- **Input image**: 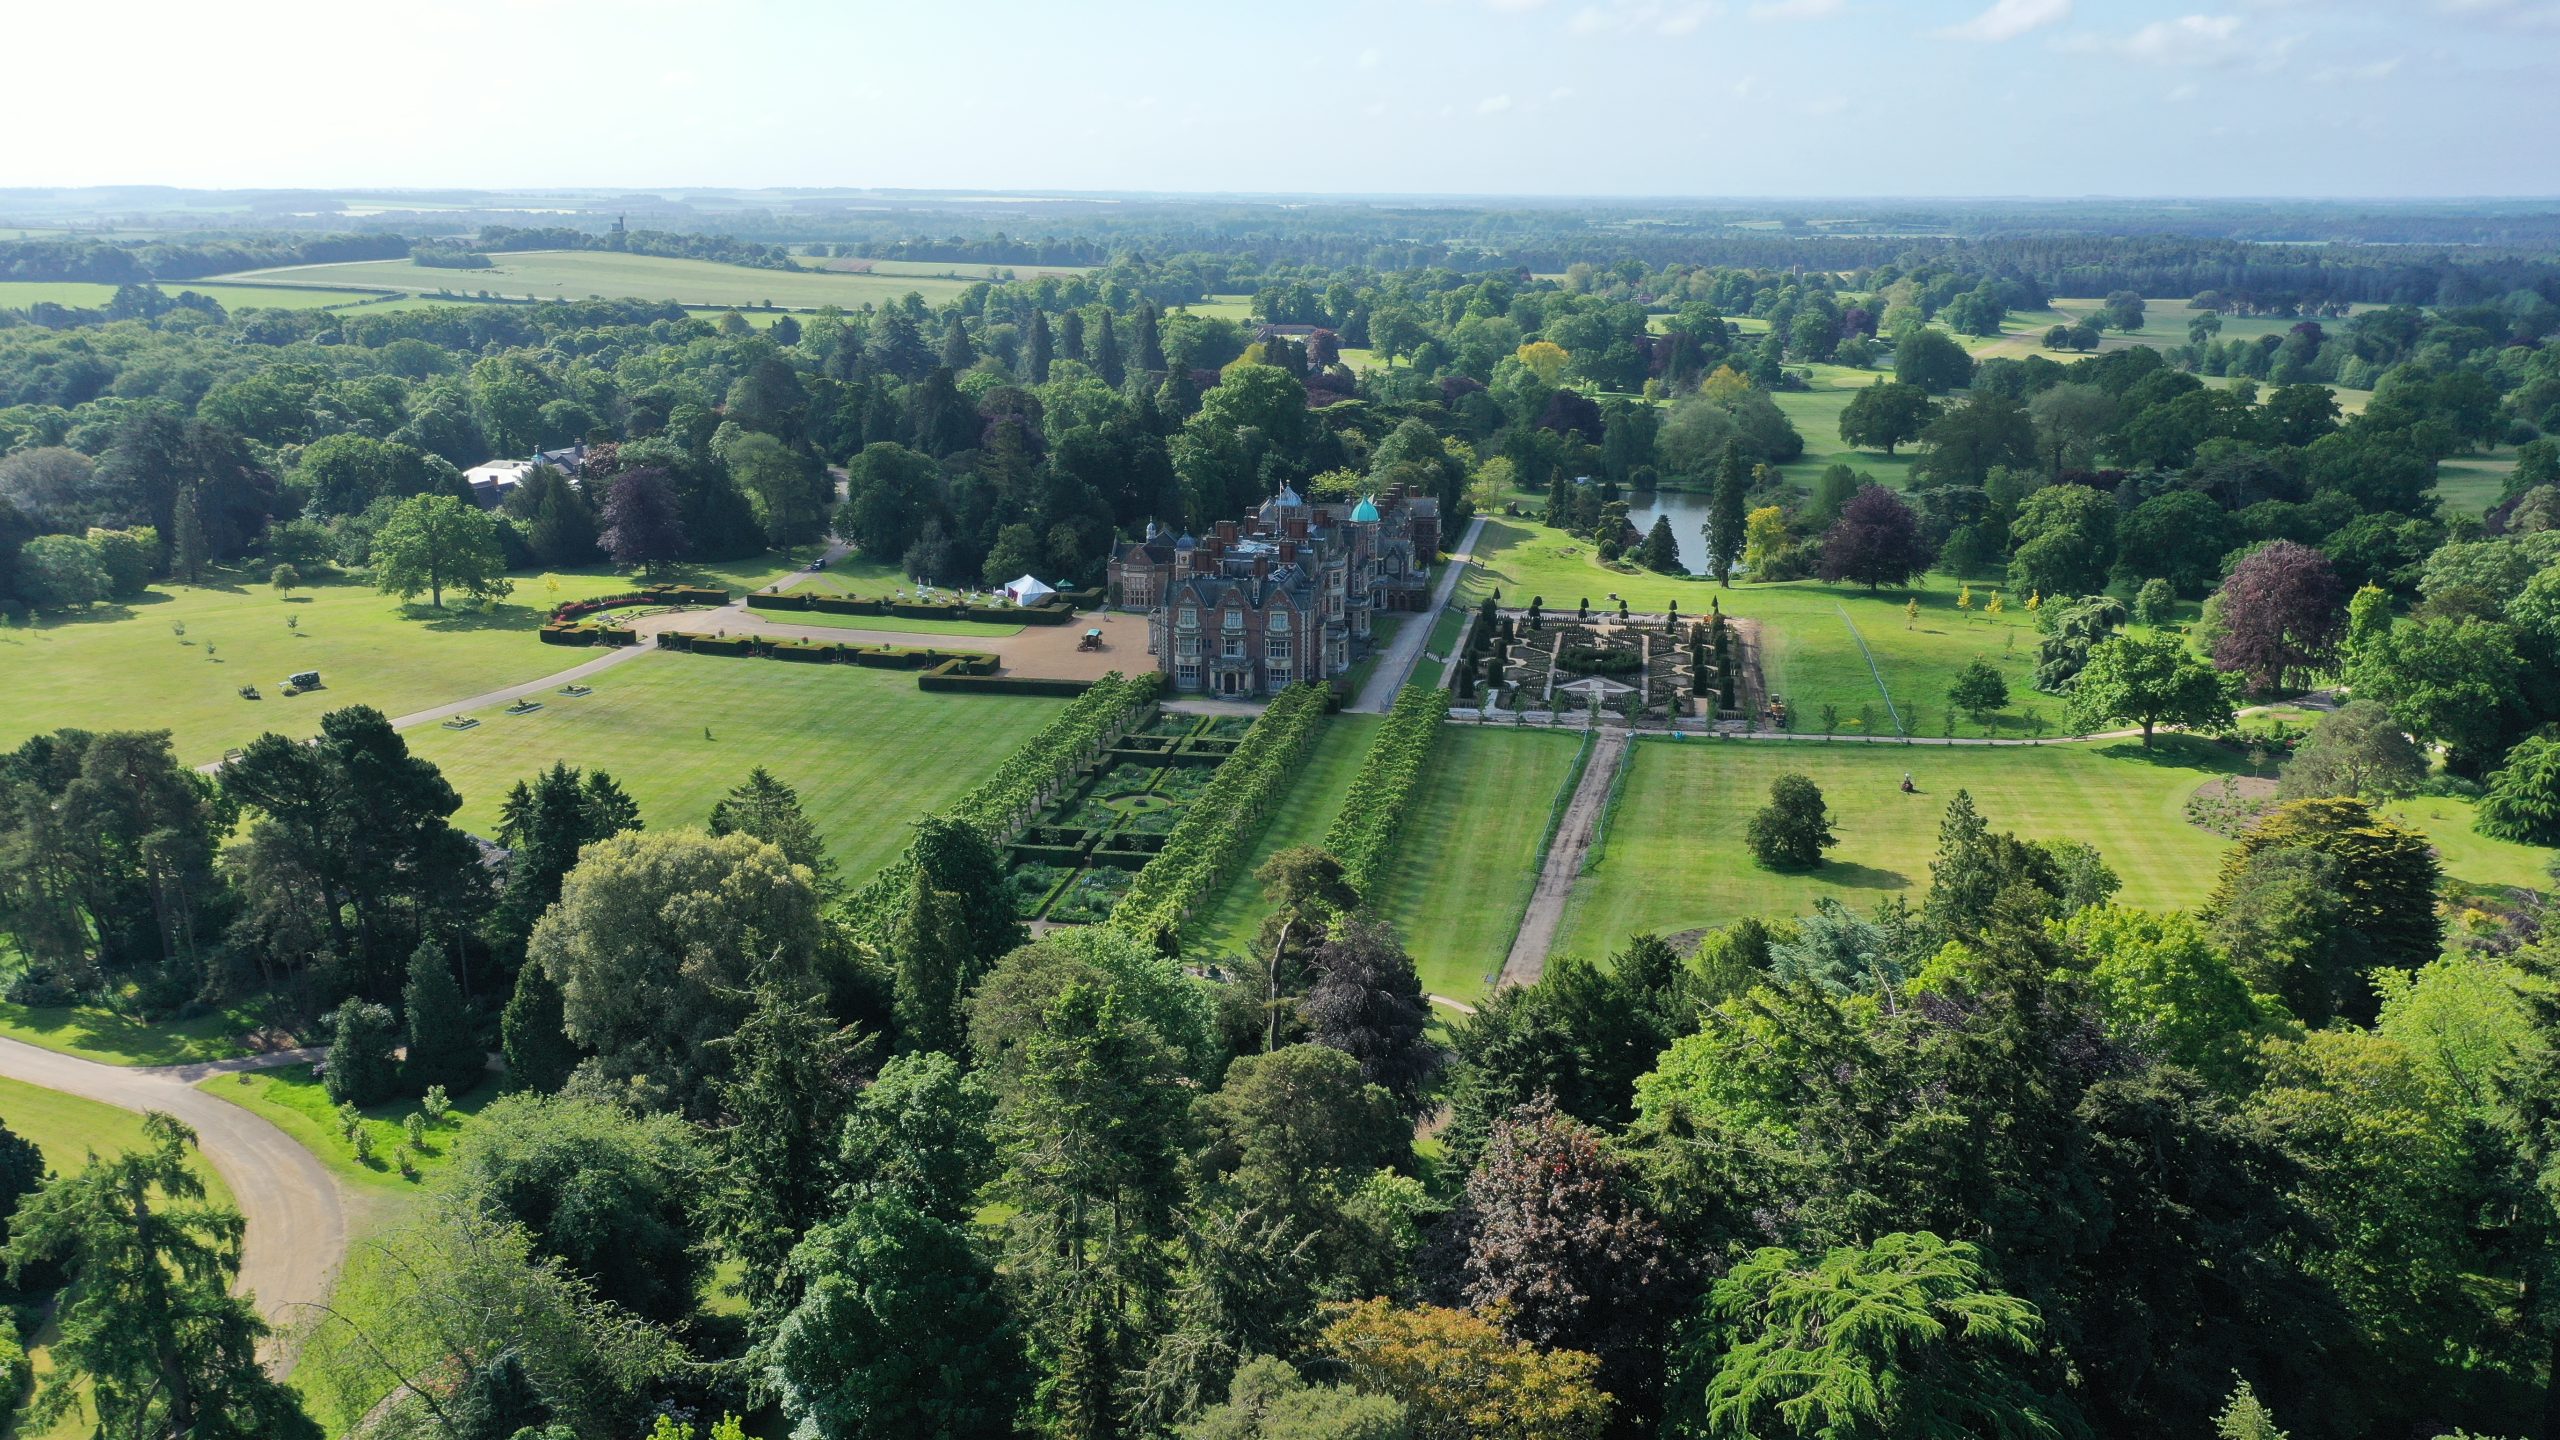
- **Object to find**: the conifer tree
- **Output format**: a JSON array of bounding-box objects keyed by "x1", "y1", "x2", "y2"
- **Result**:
[
  {"x1": 403, "y1": 941, "x2": 485, "y2": 1096},
  {"x1": 172, "y1": 482, "x2": 209, "y2": 583},
  {"x1": 940, "y1": 316, "x2": 975, "y2": 371},
  {"x1": 1134, "y1": 300, "x2": 1164, "y2": 373},
  {"x1": 1060, "y1": 309, "x2": 1085, "y2": 363},
  {"x1": 1708, "y1": 443, "x2": 1748, "y2": 586},
  {"x1": 499, "y1": 960, "x2": 579, "y2": 1094},
  {"x1": 708, "y1": 767, "x2": 834, "y2": 894},
  {"x1": 1026, "y1": 309, "x2": 1054, "y2": 383},
  {"x1": 1094, "y1": 311, "x2": 1124, "y2": 387}
]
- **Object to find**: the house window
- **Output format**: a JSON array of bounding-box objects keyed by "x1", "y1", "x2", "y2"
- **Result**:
[
  {"x1": 1176, "y1": 661, "x2": 1199, "y2": 686},
  {"x1": 1223, "y1": 633, "x2": 1245, "y2": 659},
  {"x1": 1179, "y1": 607, "x2": 1198, "y2": 628},
  {"x1": 1177, "y1": 636, "x2": 1199, "y2": 660},
  {"x1": 1267, "y1": 636, "x2": 1292, "y2": 663}
]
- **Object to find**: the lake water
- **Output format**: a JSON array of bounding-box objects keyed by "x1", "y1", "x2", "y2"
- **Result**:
[{"x1": 1626, "y1": 490, "x2": 1716, "y2": 574}]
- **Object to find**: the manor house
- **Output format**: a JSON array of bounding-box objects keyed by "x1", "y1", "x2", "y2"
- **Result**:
[{"x1": 1109, "y1": 484, "x2": 1440, "y2": 697}]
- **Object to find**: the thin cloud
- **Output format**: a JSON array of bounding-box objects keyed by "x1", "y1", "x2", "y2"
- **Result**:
[
  {"x1": 1749, "y1": 0, "x2": 1842, "y2": 18},
  {"x1": 2070, "y1": 14, "x2": 2255, "y2": 67},
  {"x1": 1477, "y1": 93, "x2": 1516, "y2": 113},
  {"x1": 1939, "y1": 0, "x2": 2070, "y2": 41}
]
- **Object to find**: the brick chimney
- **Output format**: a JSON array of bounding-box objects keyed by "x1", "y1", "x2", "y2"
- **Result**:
[
  {"x1": 1215, "y1": 520, "x2": 1238, "y2": 547},
  {"x1": 1253, "y1": 554, "x2": 1270, "y2": 580},
  {"x1": 1278, "y1": 541, "x2": 1297, "y2": 566}
]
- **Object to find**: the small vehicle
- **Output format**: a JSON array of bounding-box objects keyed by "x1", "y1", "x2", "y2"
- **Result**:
[
  {"x1": 287, "y1": 670, "x2": 321, "y2": 690},
  {"x1": 1080, "y1": 628, "x2": 1103, "y2": 651}
]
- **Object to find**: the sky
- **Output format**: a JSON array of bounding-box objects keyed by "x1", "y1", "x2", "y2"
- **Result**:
[{"x1": 4, "y1": 0, "x2": 2555, "y2": 198}]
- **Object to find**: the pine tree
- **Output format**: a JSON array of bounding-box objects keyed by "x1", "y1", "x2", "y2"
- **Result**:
[
  {"x1": 172, "y1": 483, "x2": 209, "y2": 584},
  {"x1": 2213, "y1": 1380, "x2": 2289, "y2": 1440},
  {"x1": 940, "y1": 316, "x2": 976, "y2": 371},
  {"x1": 402, "y1": 941, "x2": 485, "y2": 1096},
  {"x1": 707, "y1": 966, "x2": 871, "y2": 1319},
  {"x1": 1026, "y1": 310, "x2": 1054, "y2": 383},
  {"x1": 1133, "y1": 300, "x2": 1164, "y2": 373},
  {"x1": 500, "y1": 961, "x2": 579, "y2": 1094},
  {"x1": 1059, "y1": 309, "x2": 1085, "y2": 363},
  {"x1": 708, "y1": 767, "x2": 834, "y2": 892},
  {"x1": 1708, "y1": 443, "x2": 1747, "y2": 587}
]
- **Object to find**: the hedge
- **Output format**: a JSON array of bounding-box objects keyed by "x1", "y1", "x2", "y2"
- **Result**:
[
  {"x1": 1108, "y1": 682, "x2": 1331, "y2": 950},
  {"x1": 747, "y1": 593, "x2": 1078, "y2": 625},
  {"x1": 1321, "y1": 684, "x2": 1451, "y2": 898},
  {"x1": 547, "y1": 584, "x2": 727, "y2": 623},
  {"x1": 654, "y1": 631, "x2": 998, "y2": 674},
  {"x1": 839, "y1": 671, "x2": 1164, "y2": 944},
  {"x1": 920, "y1": 668, "x2": 1097, "y2": 697}
]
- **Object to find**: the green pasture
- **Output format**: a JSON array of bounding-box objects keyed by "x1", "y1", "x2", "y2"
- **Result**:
[
  {"x1": 1187, "y1": 714, "x2": 1383, "y2": 960},
  {"x1": 198, "y1": 1066, "x2": 489, "y2": 1197},
  {"x1": 0, "y1": 558, "x2": 790, "y2": 767},
  {"x1": 807, "y1": 255, "x2": 1090, "y2": 280},
  {"x1": 401, "y1": 650, "x2": 1063, "y2": 886},
  {"x1": 1553, "y1": 738, "x2": 2242, "y2": 960},
  {"x1": 2438, "y1": 452, "x2": 2519, "y2": 519},
  {"x1": 0, "y1": 994, "x2": 263, "y2": 1067},
  {"x1": 2384, "y1": 795, "x2": 2557, "y2": 893},
  {"x1": 1371, "y1": 726, "x2": 1587, "y2": 1000},
  {"x1": 215, "y1": 250, "x2": 985, "y2": 311},
  {"x1": 1468, "y1": 515, "x2": 2046, "y2": 736},
  {"x1": 0, "y1": 281, "x2": 386, "y2": 312}
]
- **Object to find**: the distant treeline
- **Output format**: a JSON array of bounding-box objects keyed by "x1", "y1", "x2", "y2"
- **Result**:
[
  {"x1": 472, "y1": 225, "x2": 800, "y2": 270},
  {"x1": 0, "y1": 232, "x2": 409, "y2": 284}
]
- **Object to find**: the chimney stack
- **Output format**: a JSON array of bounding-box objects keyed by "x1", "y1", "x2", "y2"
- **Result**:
[
  {"x1": 1279, "y1": 541, "x2": 1297, "y2": 566},
  {"x1": 1253, "y1": 554, "x2": 1270, "y2": 580}
]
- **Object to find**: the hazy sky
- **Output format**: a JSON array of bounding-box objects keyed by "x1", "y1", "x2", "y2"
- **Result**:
[{"x1": 6, "y1": 0, "x2": 2555, "y2": 197}]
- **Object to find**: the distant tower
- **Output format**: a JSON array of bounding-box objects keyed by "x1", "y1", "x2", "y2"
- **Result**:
[{"x1": 607, "y1": 213, "x2": 628, "y2": 251}]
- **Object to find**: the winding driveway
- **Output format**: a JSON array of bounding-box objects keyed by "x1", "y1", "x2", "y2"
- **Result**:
[{"x1": 0, "y1": 1038, "x2": 348, "y2": 1360}]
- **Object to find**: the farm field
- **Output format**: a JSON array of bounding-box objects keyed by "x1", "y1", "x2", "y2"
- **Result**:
[
  {"x1": 1466, "y1": 515, "x2": 2047, "y2": 736},
  {"x1": 1370, "y1": 726, "x2": 1586, "y2": 1000},
  {"x1": 1187, "y1": 713, "x2": 1383, "y2": 960},
  {"x1": 213, "y1": 250, "x2": 986, "y2": 310},
  {"x1": 806, "y1": 254, "x2": 1091, "y2": 280},
  {"x1": 401, "y1": 650, "x2": 1063, "y2": 885},
  {"x1": 0, "y1": 280, "x2": 394, "y2": 312},
  {"x1": 0, "y1": 558, "x2": 789, "y2": 766}
]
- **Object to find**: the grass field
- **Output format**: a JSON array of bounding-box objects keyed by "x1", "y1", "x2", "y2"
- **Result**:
[
  {"x1": 0, "y1": 996, "x2": 264, "y2": 1067},
  {"x1": 1188, "y1": 714, "x2": 1383, "y2": 960},
  {"x1": 777, "y1": 573, "x2": 1025, "y2": 636},
  {"x1": 401, "y1": 650, "x2": 1063, "y2": 884},
  {"x1": 2438, "y1": 453, "x2": 2519, "y2": 519},
  {"x1": 807, "y1": 255, "x2": 1091, "y2": 280},
  {"x1": 1467, "y1": 515, "x2": 2047, "y2": 736},
  {"x1": 216, "y1": 250, "x2": 987, "y2": 311},
  {"x1": 1371, "y1": 726, "x2": 1587, "y2": 1000},
  {"x1": 1769, "y1": 363, "x2": 1921, "y2": 492},
  {"x1": 0, "y1": 558, "x2": 789, "y2": 766},
  {"x1": 1550, "y1": 737, "x2": 2559, "y2": 962},
  {"x1": 1553, "y1": 738, "x2": 2242, "y2": 959},
  {"x1": 0, "y1": 281, "x2": 391, "y2": 312},
  {"x1": 197, "y1": 1067, "x2": 488, "y2": 1196}
]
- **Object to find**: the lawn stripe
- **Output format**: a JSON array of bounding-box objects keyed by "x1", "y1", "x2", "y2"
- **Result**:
[{"x1": 1835, "y1": 603, "x2": 1905, "y2": 735}]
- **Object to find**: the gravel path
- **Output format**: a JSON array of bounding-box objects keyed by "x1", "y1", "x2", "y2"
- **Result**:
[
  {"x1": 1499, "y1": 728, "x2": 1628, "y2": 988},
  {"x1": 0, "y1": 1038, "x2": 350, "y2": 1364},
  {"x1": 1351, "y1": 515, "x2": 1487, "y2": 714}
]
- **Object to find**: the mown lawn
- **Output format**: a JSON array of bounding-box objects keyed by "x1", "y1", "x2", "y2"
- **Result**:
[
  {"x1": 195, "y1": 1066, "x2": 490, "y2": 1196},
  {"x1": 1187, "y1": 714, "x2": 1382, "y2": 961},
  {"x1": 0, "y1": 557, "x2": 791, "y2": 766},
  {"x1": 402, "y1": 650, "x2": 1063, "y2": 884},
  {"x1": 2385, "y1": 795, "x2": 2558, "y2": 894},
  {"x1": 1552, "y1": 737, "x2": 2244, "y2": 961},
  {"x1": 1371, "y1": 726, "x2": 1587, "y2": 1001}
]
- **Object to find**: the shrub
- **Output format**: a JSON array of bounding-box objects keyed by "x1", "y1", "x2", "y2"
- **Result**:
[
  {"x1": 1556, "y1": 644, "x2": 1642, "y2": 676},
  {"x1": 405, "y1": 1112, "x2": 429, "y2": 1147},
  {"x1": 323, "y1": 998, "x2": 400, "y2": 1107},
  {"x1": 2478, "y1": 733, "x2": 2560, "y2": 845},
  {"x1": 0, "y1": 1314, "x2": 26, "y2": 1416}
]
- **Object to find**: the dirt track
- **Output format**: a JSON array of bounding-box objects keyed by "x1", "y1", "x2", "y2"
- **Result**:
[{"x1": 1499, "y1": 727, "x2": 1628, "y2": 988}]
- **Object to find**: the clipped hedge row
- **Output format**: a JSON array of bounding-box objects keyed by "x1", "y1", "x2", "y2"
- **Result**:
[
  {"x1": 548, "y1": 584, "x2": 725, "y2": 622},
  {"x1": 840, "y1": 671, "x2": 1165, "y2": 943},
  {"x1": 919, "y1": 669, "x2": 1097, "y2": 697},
  {"x1": 1322, "y1": 684, "x2": 1451, "y2": 898},
  {"x1": 1108, "y1": 683, "x2": 1332, "y2": 950},
  {"x1": 539, "y1": 622, "x2": 640, "y2": 647},
  {"x1": 749, "y1": 592, "x2": 1077, "y2": 625},
  {"x1": 656, "y1": 630, "x2": 997, "y2": 673}
]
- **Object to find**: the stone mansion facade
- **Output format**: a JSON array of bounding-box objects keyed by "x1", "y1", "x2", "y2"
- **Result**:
[{"x1": 1108, "y1": 485, "x2": 1441, "y2": 697}]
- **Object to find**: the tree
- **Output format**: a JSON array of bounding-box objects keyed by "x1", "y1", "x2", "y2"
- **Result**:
[
  {"x1": 2033, "y1": 593, "x2": 2127, "y2": 692},
  {"x1": 1677, "y1": 1232, "x2": 2072, "y2": 1440},
  {"x1": 2061, "y1": 905, "x2": 2276, "y2": 1088},
  {"x1": 2211, "y1": 542, "x2": 2345, "y2": 694},
  {"x1": 2133, "y1": 577, "x2": 2175, "y2": 627},
  {"x1": 1301, "y1": 918, "x2": 1439, "y2": 1112},
  {"x1": 2276, "y1": 700, "x2": 2425, "y2": 803},
  {"x1": 1838, "y1": 381, "x2": 1937, "y2": 457},
  {"x1": 599, "y1": 467, "x2": 688, "y2": 577},
  {"x1": 2027, "y1": 382, "x2": 2120, "y2": 477},
  {"x1": 403, "y1": 941, "x2": 485, "y2": 1096},
  {"x1": 1817, "y1": 485, "x2": 1932, "y2": 591},
  {"x1": 1707, "y1": 444, "x2": 1747, "y2": 586},
  {"x1": 490, "y1": 762, "x2": 644, "y2": 959},
  {"x1": 1459, "y1": 1098, "x2": 1681, "y2": 1416},
  {"x1": 707, "y1": 766, "x2": 834, "y2": 893},
  {"x1": 268, "y1": 562, "x2": 300, "y2": 598},
  {"x1": 766, "y1": 1194, "x2": 1028, "y2": 1440},
  {"x1": 2346, "y1": 615, "x2": 2531, "y2": 777},
  {"x1": 1894, "y1": 328, "x2": 1976, "y2": 394},
  {"x1": 0, "y1": 1120, "x2": 40, "y2": 1257},
  {"x1": 1636, "y1": 513, "x2": 1683, "y2": 574},
  {"x1": 893, "y1": 815, "x2": 1025, "y2": 1056},
  {"x1": 451, "y1": 1092, "x2": 704, "y2": 1322},
  {"x1": 2064, "y1": 633, "x2": 2234, "y2": 745},
  {"x1": 837, "y1": 1050, "x2": 996, "y2": 1225},
  {"x1": 1316, "y1": 1299, "x2": 1610, "y2": 1440},
  {"x1": 2478, "y1": 733, "x2": 2560, "y2": 845},
  {"x1": 1180, "y1": 1356, "x2": 1408, "y2": 1440},
  {"x1": 2, "y1": 1112, "x2": 319, "y2": 1440},
  {"x1": 371, "y1": 493, "x2": 512, "y2": 609},
  {"x1": 171, "y1": 484, "x2": 209, "y2": 584},
  {"x1": 1747, "y1": 773, "x2": 1837, "y2": 870},
  {"x1": 2006, "y1": 484, "x2": 2118, "y2": 599},
  {"x1": 2206, "y1": 797, "x2": 2442, "y2": 1021},
  {"x1": 324, "y1": 997, "x2": 401, "y2": 1106},
  {"x1": 1948, "y1": 656, "x2": 2010, "y2": 726},
  {"x1": 706, "y1": 965, "x2": 870, "y2": 1320},
  {"x1": 16, "y1": 534, "x2": 108, "y2": 609},
  {"x1": 527, "y1": 828, "x2": 824, "y2": 1111},
  {"x1": 720, "y1": 428, "x2": 821, "y2": 548},
  {"x1": 500, "y1": 960, "x2": 580, "y2": 1095}
]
